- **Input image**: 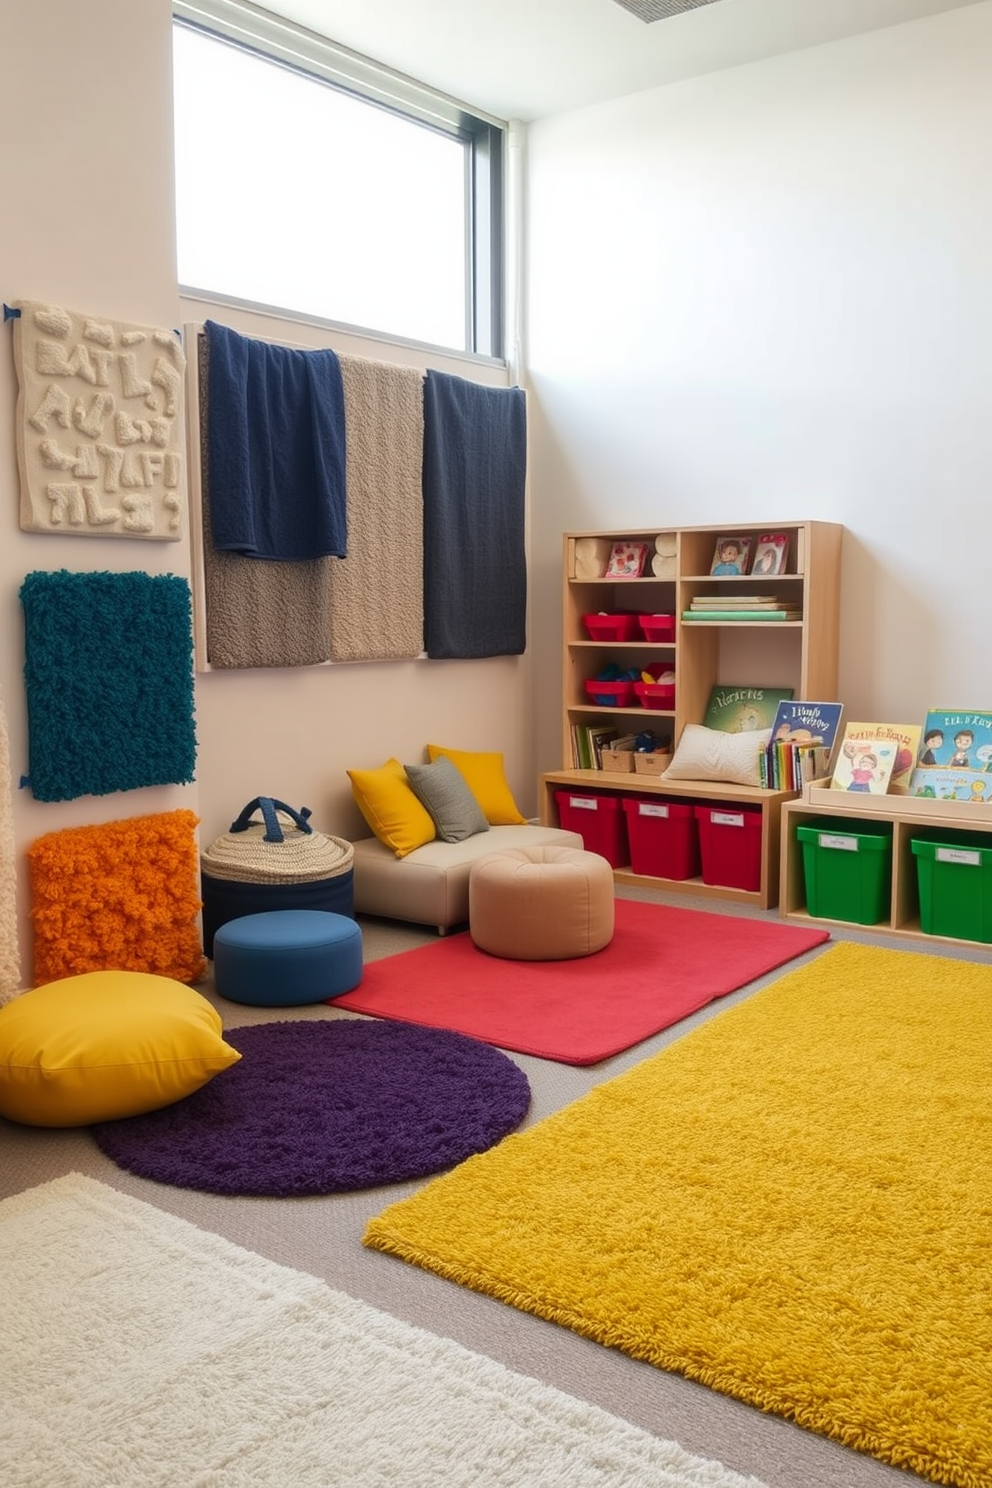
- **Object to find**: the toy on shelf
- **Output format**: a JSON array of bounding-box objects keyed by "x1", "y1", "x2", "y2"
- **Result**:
[{"x1": 634, "y1": 664, "x2": 675, "y2": 711}]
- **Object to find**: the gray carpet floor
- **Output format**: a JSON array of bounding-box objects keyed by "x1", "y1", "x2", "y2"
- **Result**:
[{"x1": 3, "y1": 884, "x2": 982, "y2": 1488}]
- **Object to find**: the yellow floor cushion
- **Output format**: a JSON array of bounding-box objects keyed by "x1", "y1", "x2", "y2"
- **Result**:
[{"x1": 0, "y1": 971, "x2": 240, "y2": 1127}]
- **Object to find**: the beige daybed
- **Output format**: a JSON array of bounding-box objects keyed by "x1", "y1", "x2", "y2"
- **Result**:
[{"x1": 352, "y1": 824, "x2": 583, "y2": 933}]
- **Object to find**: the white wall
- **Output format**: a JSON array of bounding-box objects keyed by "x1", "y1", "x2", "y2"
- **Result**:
[{"x1": 524, "y1": 3, "x2": 992, "y2": 775}]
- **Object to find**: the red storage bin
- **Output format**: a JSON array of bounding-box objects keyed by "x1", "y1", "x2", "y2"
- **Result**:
[
  {"x1": 694, "y1": 805, "x2": 763, "y2": 892},
  {"x1": 634, "y1": 681, "x2": 676, "y2": 711},
  {"x1": 622, "y1": 797, "x2": 700, "y2": 880},
  {"x1": 584, "y1": 679, "x2": 636, "y2": 707},
  {"x1": 637, "y1": 614, "x2": 675, "y2": 643},
  {"x1": 582, "y1": 613, "x2": 640, "y2": 642},
  {"x1": 555, "y1": 791, "x2": 628, "y2": 868}
]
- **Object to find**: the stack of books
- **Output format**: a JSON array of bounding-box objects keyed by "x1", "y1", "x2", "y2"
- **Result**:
[
  {"x1": 682, "y1": 595, "x2": 802, "y2": 622},
  {"x1": 571, "y1": 724, "x2": 639, "y2": 770},
  {"x1": 760, "y1": 701, "x2": 844, "y2": 789}
]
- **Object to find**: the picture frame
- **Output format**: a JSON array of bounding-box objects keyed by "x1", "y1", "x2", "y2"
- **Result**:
[
  {"x1": 709, "y1": 535, "x2": 751, "y2": 577},
  {"x1": 751, "y1": 533, "x2": 789, "y2": 576}
]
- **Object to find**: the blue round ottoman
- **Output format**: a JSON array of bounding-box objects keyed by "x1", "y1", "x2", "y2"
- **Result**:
[{"x1": 212, "y1": 910, "x2": 363, "y2": 1006}]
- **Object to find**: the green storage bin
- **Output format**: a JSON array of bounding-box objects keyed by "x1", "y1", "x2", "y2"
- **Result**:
[
  {"x1": 796, "y1": 818, "x2": 893, "y2": 925},
  {"x1": 911, "y1": 830, "x2": 992, "y2": 943}
]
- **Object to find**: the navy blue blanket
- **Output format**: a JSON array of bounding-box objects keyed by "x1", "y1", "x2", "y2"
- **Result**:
[
  {"x1": 205, "y1": 320, "x2": 347, "y2": 561},
  {"x1": 422, "y1": 372, "x2": 527, "y2": 659}
]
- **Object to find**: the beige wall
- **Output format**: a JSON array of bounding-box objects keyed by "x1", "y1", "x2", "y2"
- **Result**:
[{"x1": 0, "y1": 0, "x2": 527, "y2": 985}]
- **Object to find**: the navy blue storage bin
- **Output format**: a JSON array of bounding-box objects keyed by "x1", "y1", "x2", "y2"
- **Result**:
[
  {"x1": 200, "y1": 869, "x2": 354, "y2": 957},
  {"x1": 199, "y1": 797, "x2": 354, "y2": 957}
]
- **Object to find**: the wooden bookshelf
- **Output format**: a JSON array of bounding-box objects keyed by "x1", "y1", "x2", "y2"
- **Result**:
[{"x1": 542, "y1": 520, "x2": 843, "y2": 910}]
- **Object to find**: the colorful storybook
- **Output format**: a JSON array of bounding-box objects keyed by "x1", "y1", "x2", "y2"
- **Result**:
[
  {"x1": 770, "y1": 700, "x2": 843, "y2": 751},
  {"x1": 750, "y1": 533, "x2": 789, "y2": 575},
  {"x1": 909, "y1": 708, "x2": 992, "y2": 801},
  {"x1": 703, "y1": 685, "x2": 793, "y2": 734},
  {"x1": 842, "y1": 721, "x2": 921, "y2": 795},
  {"x1": 709, "y1": 536, "x2": 752, "y2": 576},
  {"x1": 909, "y1": 768, "x2": 992, "y2": 804},
  {"x1": 830, "y1": 730, "x2": 900, "y2": 795},
  {"x1": 605, "y1": 541, "x2": 648, "y2": 578}
]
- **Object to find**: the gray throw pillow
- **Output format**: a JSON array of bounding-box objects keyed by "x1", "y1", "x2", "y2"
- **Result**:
[{"x1": 404, "y1": 758, "x2": 490, "y2": 843}]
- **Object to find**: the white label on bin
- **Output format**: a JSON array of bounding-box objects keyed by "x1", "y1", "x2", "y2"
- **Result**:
[
  {"x1": 569, "y1": 796, "x2": 598, "y2": 811},
  {"x1": 936, "y1": 847, "x2": 981, "y2": 867},
  {"x1": 712, "y1": 812, "x2": 745, "y2": 828},
  {"x1": 819, "y1": 833, "x2": 858, "y2": 852},
  {"x1": 639, "y1": 803, "x2": 670, "y2": 818}
]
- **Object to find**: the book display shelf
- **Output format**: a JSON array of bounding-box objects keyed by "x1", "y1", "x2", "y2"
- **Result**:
[
  {"x1": 780, "y1": 785, "x2": 992, "y2": 947},
  {"x1": 539, "y1": 520, "x2": 843, "y2": 910}
]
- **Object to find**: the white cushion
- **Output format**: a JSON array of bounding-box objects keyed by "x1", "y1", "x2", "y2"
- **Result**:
[{"x1": 662, "y1": 725, "x2": 772, "y2": 788}]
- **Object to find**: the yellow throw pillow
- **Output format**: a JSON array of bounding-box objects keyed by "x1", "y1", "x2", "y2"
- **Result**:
[
  {"x1": 0, "y1": 971, "x2": 241, "y2": 1128},
  {"x1": 347, "y1": 757, "x2": 436, "y2": 858},
  {"x1": 426, "y1": 745, "x2": 527, "y2": 825}
]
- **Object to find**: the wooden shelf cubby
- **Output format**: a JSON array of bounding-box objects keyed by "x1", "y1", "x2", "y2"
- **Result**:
[
  {"x1": 544, "y1": 521, "x2": 843, "y2": 911},
  {"x1": 780, "y1": 786, "x2": 992, "y2": 947},
  {"x1": 540, "y1": 769, "x2": 793, "y2": 911}
]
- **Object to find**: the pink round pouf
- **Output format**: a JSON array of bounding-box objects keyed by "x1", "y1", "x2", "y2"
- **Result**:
[{"x1": 468, "y1": 845, "x2": 615, "y2": 961}]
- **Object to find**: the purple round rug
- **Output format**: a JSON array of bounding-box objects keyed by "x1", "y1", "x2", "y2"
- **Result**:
[{"x1": 92, "y1": 1018, "x2": 530, "y2": 1196}]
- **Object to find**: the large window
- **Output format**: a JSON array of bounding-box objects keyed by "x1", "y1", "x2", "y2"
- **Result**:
[{"x1": 173, "y1": 0, "x2": 504, "y2": 357}]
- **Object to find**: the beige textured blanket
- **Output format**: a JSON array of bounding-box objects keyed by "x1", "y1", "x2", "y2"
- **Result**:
[{"x1": 329, "y1": 355, "x2": 425, "y2": 662}]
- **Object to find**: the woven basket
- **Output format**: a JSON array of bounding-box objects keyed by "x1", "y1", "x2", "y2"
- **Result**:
[{"x1": 201, "y1": 798, "x2": 353, "y2": 887}]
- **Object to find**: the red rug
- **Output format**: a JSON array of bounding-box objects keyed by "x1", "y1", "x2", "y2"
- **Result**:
[{"x1": 333, "y1": 901, "x2": 829, "y2": 1064}]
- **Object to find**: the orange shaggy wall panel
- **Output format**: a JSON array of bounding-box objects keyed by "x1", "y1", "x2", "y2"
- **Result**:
[{"x1": 28, "y1": 810, "x2": 205, "y2": 986}]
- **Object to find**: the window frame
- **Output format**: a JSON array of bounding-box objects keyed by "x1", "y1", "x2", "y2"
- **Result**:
[{"x1": 172, "y1": 0, "x2": 505, "y2": 359}]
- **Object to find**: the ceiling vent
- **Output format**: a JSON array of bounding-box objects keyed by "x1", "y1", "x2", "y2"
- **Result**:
[{"x1": 611, "y1": 0, "x2": 724, "y2": 21}]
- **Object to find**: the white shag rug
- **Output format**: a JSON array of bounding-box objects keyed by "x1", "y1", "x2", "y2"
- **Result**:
[{"x1": 0, "y1": 1175, "x2": 770, "y2": 1488}]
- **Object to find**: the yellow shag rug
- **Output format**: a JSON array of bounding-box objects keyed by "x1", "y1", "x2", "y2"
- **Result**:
[{"x1": 365, "y1": 941, "x2": 992, "y2": 1488}]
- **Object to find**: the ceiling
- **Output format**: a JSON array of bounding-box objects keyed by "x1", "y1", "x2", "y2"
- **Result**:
[{"x1": 261, "y1": 0, "x2": 980, "y2": 121}]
